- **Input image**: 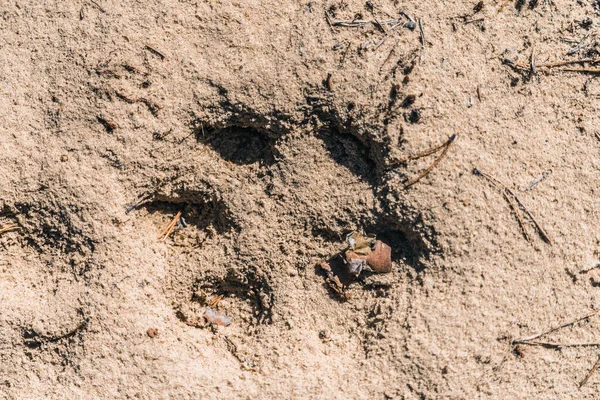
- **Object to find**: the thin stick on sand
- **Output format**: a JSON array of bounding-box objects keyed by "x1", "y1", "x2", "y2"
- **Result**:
[
  {"x1": 503, "y1": 190, "x2": 531, "y2": 242},
  {"x1": 0, "y1": 224, "x2": 19, "y2": 235},
  {"x1": 539, "y1": 57, "x2": 600, "y2": 68},
  {"x1": 473, "y1": 169, "x2": 531, "y2": 242},
  {"x1": 505, "y1": 58, "x2": 600, "y2": 74},
  {"x1": 580, "y1": 355, "x2": 600, "y2": 388},
  {"x1": 515, "y1": 341, "x2": 600, "y2": 349},
  {"x1": 404, "y1": 135, "x2": 457, "y2": 188},
  {"x1": 507, "y1": 187, "x2": 552, "y2": 244},
  {"x1": 513, "y1": 310, "x2": 600, "y2": 344},
  {"x1": 498, "y1": 0, "x2": 512, "y2": 12},
  {"x1": 473, "y1": 169, "x2": 552, "y2": 244},
  {"x1": 418, "y1": 18, "x2": 425, "y2": 48},
  {"x1": 556, "y1": 67, "x2": 600, "y2": 74},
  {"x1": 157, "y1": 211, "x2": 182, "y2": 241},
  {"x1": 387, "y1": 136, "x2": 454, "y2": 167},
  {"x1": 387, "y1": 134, "x2": 457, "y2": 188}
]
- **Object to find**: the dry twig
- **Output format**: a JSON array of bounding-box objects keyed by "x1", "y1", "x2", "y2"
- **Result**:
[
  {"x1": 157, "y1": 211, "x2": 182, "y2": 241},
  {"x1": 521, "y1": 169, "x2": 552, "y2": 192},
  {"x1": 538, "y1": 57, "x2": 600, "y2": 68},
  {"x1": 473, "y1": 169, "x2": 552, "y2": 244},
  {"x1": 208, "y1": 295, "x2": 223, "y2": 308},
  {"x1": 530, "y1": 45, "x2": 537, "y2": 76},
  {"x1": 473, "y1": 169, "x2": 531, "y2": 241},
  {"x1": 515, "y1": 341, "x2": 600, "y2": 349},
  {"x1": 580, "y1": 355, "x2": 600, "y2": 388},
  {"x1": 324, "y1": 11, "x2": 335, "y2": 32},
  {"x1": 404, "y1": 135, "x2": 456, "y2": 188},
  {"x1": 507, "y1": 187, "x2": 552, "y2": 244},
  {"x1": 388, "y1": 135, "x2": 457, "y2": 188},
  {"x1": 512, "y1": 310, "x2": 600, "y2": 387},
  {"x1": 498, "y1": 0, "x2": 512, "y2": 12},
  {"x1": 504, "y1": 190, "x2": 531, "y2": 242},
  {"x1": 388, "y1": 136, "x2": 453, "y2": 167},
  {"x1": 418, "y1": 18, "x2": 425, "y2": 48},
  {"x1": 331, "y1": 18, "x2": 402, "y2": 28},
  {"x1": 145, "y1": 45, "x2": 166, "y2": 60},
  {"x1": 0, "y1": 224, "x2": 19, "y2": 235},
  {"x1": 89, "y1": 0, "x2": 106, "y2": 12},
  {"x1": 557, "y1": 67, "x2": 600, "y2": 74},
  {"x1": 513, "y1": 310, "x2": 599, "y2": 344},
  {"x1": 505, "y1": 57, "x2": 600, "y2": 75}
]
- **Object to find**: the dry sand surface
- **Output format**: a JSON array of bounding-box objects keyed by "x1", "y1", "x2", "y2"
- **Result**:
[{"x1": 3, "y1": 0, "x2": 600, "y2": 398}]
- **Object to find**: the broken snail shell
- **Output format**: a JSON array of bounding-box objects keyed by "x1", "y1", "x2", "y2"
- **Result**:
[{"x1": 345, "y1": 240, "x2": 392, "y2": 274}]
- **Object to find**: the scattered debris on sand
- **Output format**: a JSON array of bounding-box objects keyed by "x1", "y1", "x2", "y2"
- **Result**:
[
  {"x1": 512, "y1": 310, "x2": 600, "y2": 387},
  {"x1": 345, "y1": 231, "x2": 392, "y2": 275},
  {"x1": 318, "y1": 230, "x2": 393, "y2": 300},
  {"x1": 318, "y1": 259, "x2": 351, "y2": 300}
]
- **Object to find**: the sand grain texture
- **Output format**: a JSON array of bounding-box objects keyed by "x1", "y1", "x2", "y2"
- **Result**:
[{"x1": 2, "y1": 0, "x2": 600, "y2": 398}]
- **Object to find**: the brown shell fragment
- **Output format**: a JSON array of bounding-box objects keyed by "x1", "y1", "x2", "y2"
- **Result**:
[
  {"x1": 346, "y1": 240, "x2": 392, "y2": 274},
  {"x1": 318, "y1": 260, "x2": 351, "y2": 300},
  {"x1": 366, "y1": 240, "x2": 392, "y2": 273},
  {"x1": 344, "y1": 251, "x2": 368, "y2": 276}
]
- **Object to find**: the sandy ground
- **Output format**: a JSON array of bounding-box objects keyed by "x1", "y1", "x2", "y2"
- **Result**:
[{"x1": 2, "y1": 0, "x2": 600, "y2": 398}]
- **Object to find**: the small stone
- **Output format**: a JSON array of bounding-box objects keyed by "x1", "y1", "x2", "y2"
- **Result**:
[
  {"x1": 319, "y1": 330, "x2": 331, "y2": 342},
  {"x1": 147, "y1": 328, "x2": 159, "y2": 338},
  {"x1": 404, "y1": 21, "x2": 416, "y2": 30},
  {"x1": 60, "y1": 155, "x2": 68, "y2": 162}
]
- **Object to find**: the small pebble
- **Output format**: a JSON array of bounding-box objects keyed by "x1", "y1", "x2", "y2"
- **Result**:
[
  {"x1": 147, "y1": 328, "x2": 159, "y2": 338},
  {"x1": 319, "y1": 330, "x2": 331, "y2": 342}
]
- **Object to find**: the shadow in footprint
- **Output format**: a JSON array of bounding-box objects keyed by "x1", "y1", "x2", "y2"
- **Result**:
[
  {"x1": 193, "y1": 268, "x2": 274, "y2": 325},
  {"x1": 143, "y1": 190, "x2": 239, "y2": 234},
  {"x1": 197, "y1": 126, "x2": 278, "y2": 166},
  {"x1": 317, "y1": 128, "x2": 377, "y2": 186},
  {"x1": 368, "y1": 224, "x2": 432, "y2": 273}
]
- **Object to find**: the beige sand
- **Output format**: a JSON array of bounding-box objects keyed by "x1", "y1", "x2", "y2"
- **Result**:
[{"x1": 2, "y1": 0, "x2": 600, "y2": 398}]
